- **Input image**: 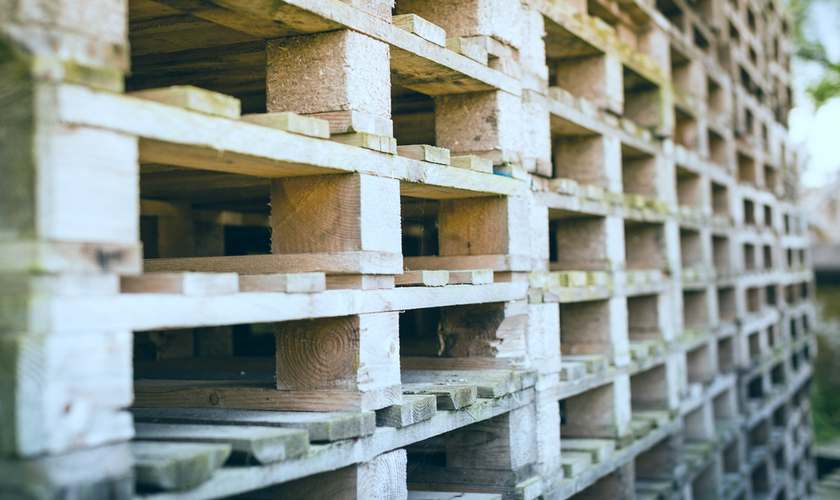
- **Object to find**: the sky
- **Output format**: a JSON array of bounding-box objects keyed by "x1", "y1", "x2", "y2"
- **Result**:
[{"x1": 788, "y1": 0, "x2": 840, "y2": 188}]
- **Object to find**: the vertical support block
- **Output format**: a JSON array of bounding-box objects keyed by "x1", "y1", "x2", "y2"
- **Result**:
[
  {"x1": 438, "y1": 195, "x2": 529, "y2": 259},
  {"x1": 271, "y1": 174, "x2": 402, "y2": 262},
  {"x1": 526, "y1": 303, "x2": 561, "y2": 374},
  {"x1": 266, "y1": 30, "x2": 391, "y2": 121},
  {"x1": 275, "y1": 449, "x2": 407, "y2": 500},
  {"x1": 394, "y1": 0, "x2": 523, "y2": 50},
  {"x1": 554, "y1": 53, "x2": 623, "y2": 115},
  {"x1": 434, "y1": 91, "x2": 523, "y2": 165},
  {"x1": 562, "y1": 375, "x2": 632, "y2": 443},
  {"x1": 0, "y1": 330, "x2": 134, "y2": 458},
  {"x1": 275, "y1": 313, "x2": 401, "y2": 411},
  {"x1": 438, "y1": 301, "x2": 528, "y2": 361}
]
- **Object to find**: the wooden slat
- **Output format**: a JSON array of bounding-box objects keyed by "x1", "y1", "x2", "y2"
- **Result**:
[
  {"x1": 241, "y1": 112, "x2": 330, "y2": 138},
  {"x1": 128, "y1": 86, "x2": 241, "y2": 118},
  {"x1": 401, "y1": 382, "x2": 477, "y2": 410},
  {"x1": 134, "y1": 423, "x2": 308, "y2": 464},
  {"x1": 395, "y1": 270, "x2": 450, "y2": 287},
  {"x1": 144, "y1": 252, "x2": 403, "y2": 275},
  {"x1": 121, "y1": 272, "x2": 239, "y2": 295},
  {"x1": 130, "y1": 407, "x2": 375, "y2": 442},
  {"x1": 132, "y1": 441, "x2": 231, "y2": 491},
  {"x1": 375, "y1": 395, "x2": 438, "y2": 428},
  {"x1": 238, "y1": 273, "x2": 326, "y2": 293},
  {"x1": 397, "y1": 145, "x2": 451, "y2": 165},
  {"x1": 392, "y1": 14, "x2": 447, "y2": 47}
]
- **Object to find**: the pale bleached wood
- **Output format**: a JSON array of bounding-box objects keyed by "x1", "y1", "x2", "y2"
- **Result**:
[
  {"x1": 394, "y1": 270, "x2": 450, "y2": 286},
  {"x1": 133, "y1": 379, "x2": 402, "y2": 412},
  {"x1": 238, "y1": 273, "x2": 326, "y2": 293},
  {"x1": 402, "y1": 383, "x2": 477, "y2": 410},
  {"x1": 144, "y1": 252, "x2": 403, "y2": 275},
  {"x1": 560, "y1": 438, "x2": 616, "y2": 464},
  {"x1": 274, "y1": 449, "x2": 406, "y2": 500},
  {"x1": 392, "y1": 14, "x2": 447, "y2": 47},
  {"x1": 408, "y1": 493, "x2": 501, "y2": 500},
  {"x1": 120, "y1": 273, "x2": 239, "y2": 295},
  {"x1": 241, "y1": 113, "x2": 330, "y2": 139},
  {"x1": 326, "y1": 274, "x2": 396, "y2": 290},
  {"x1": 448, "y1": 269, "x2": 494, "y2": 284},
  {"x1": 128, "y1": 86, "x2": 241, "y2": 119},
  {"x1": 450, "y1": 155, "x2": 494, "y2": 173},
  {"x1": 304, "y1": 110, "x2": 394, "y2": 136},
  {"x1": 130, "y1": 407, "x2": 375, "y2": 442},
  {"x1": 397, "y1": 145, "x2": 450, "y2": 165},
  {"x1": 375, "y1": 395, "x2": 437, "y2": 428},
  {"x1": 134, "y1": 423, "x2": 308, "y2": 464},
  {"x1": 132, "y1": 441, "x2": 231, "y2": 491},
  {"x1": 330, "y1": 133, "x2": 397, "y2": 154},
  {"x1": 402, "y1": 370, "x2": 520, "y2": 398},
  {"x1": 403, "y1": 254, "x2": 531, "y2": 272},
  {"x1": 561, "y1": 451, "x2": 592, "y2": 477},
  {"x1": 445, "y1": 38, "x2": 489, "y2": 65},
  {"x1": 271, "y1": 174, "x2": 402, "y2": 255},
  {"x1": 443, "y1": 407, "x2": 536, "y2": 472}
]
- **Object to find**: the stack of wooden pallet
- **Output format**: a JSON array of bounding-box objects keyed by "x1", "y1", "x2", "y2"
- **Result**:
[{"x1": 0, "y1": 0, "x2": 816, "y2": 498}]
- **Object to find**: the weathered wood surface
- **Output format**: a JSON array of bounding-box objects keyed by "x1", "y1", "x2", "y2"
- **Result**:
[
  {"x1": 392, "y1": 14, "x2": 447, "y2": 47},
  {"x1": 238, "y1": 273, "x2": 326, "y2": 293},
  {"x1": 133, "y1": 379, "x2": 401, "y2": 412},
  {"x1": 132, "y1": 441, "x2": 231, "y2": 491},
  {"x1": 145, "y1": 252, "x2": 403, "y2": 275},
  {"x1": 131, "y1": 408, "x2": 375, "y2": 442},
  {"x1": 401, "y1": 383, "x2": 478, "y2": 410},
  {"x1": 134, "y1": 423, "x2": 308, "y2": 464},
  {"x1": 128, "y1": 85, "x2": 241, "y2": 118},
  {"x1": 395, "y1": 270, "x2": 450, "y2": 287},
  {"x1": 408, "y1": 493, "x2": 502, "y2": 500},
  {"x1": 375, "y1": 395, "x2": 438, "y2": 428},
  {"x1": 402, "y1": 370, "x2": 531, "y2": 398},
  {"x1": 241, "y1": 113, "x2": 330, "y2": 139},
  {"x1": 121, "y1": 272, "x2": 238, "y2": 295}
]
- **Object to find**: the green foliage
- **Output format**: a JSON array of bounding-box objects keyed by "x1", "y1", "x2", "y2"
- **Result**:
[
  {"x1": 792, "y1": 0, "x2": 840, "y2": 107},
  {"x1": 811, "y1": 286, "x2": 840, "y2": 444}
]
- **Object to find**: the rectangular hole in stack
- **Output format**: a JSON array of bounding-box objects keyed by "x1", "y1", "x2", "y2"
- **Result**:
[
  {"x1": 771, "y1": 363, "x2": 785, "y2": 386},
  {"x1": 624, "y1": 67, "x2": 662, "y2": 129},
  {"x1": 747, "y1": 287, "x2": 761, "y2": 313},
  {"x1": 683, "y1": 290, "x2": 708, "y2": 329},
  {"x1": 713, "y1": 235, "x2": 730, "y2": 271},
  {"x1": 627, "y1": 295, "x2": 661, "y2": 341},
  {"x1": 675, "y1": 108, "x2": 699, "y2": 150},
  {"x1": 718, "y1": 287, "x2": 736, "y2": 320},
  {"x1": 684, "y1": 405, "x2": 712, "y2": 441},
  {"x1": 763, "y1": 205, "x2": 773, "y2": 227},
  {"x1": 680, "y1": 228, "x2": 703, "y2": 269},
  {"x1": 622, "y1": 144, "x2": 658, "y2": 197},
  {"x1": 747, "y1": 375, "x2": 764, "y2": 401},
  {"x1": 687, "y1": 344, "x2": 713, "y2": 385},
  {"x1": 708, "y1": 78, "x2": 725, "y2": 114},
  {"x1": 713, "y1": 389, "x2": 737, "y2": 421},
  {"x1": 552, "y1": 133, "x2": 612, "y2": 188},
  {"x1": 401, "y1": 198, "x2": 439, "y2": 258},
  {"x1": 656, "y1": 0, "x2": 684, "y2": 29},
  {"x1": 560, "y1": 300, "x2": 615, "y2": 358},
  {"x1": 748, "y1": 331, "x2": 761, "y2": 363},
  {"x1": 625, "y1": 221, "x2": 667, "y2": 270},
  {"x1": 749, "y1": 419, "x2": 769, "y2": 451},
  {"x1": 708, "y1": 129, "x2": 728, "y2": 165},
  {"x1": 763, "y1": 245, "x2": 773, "y2": 269},
  {"x1": 744, "y1": 199, "x2": 756, "y2": 224},
  {"x1": 723, "y1": 441, "x2": 740, "y2": 473},
  {"x1": 712, "y1": 182, "x2": 729, "y2": 216},
  {"x1": 392, "y1": 86, "x2": 435, "y2": 147},
  {"x1": 764, "y1": 165, "x2": 778, "y2": 191},
  {"x1": 772, "y1": 405, "x2": 786, "y2": 428},
  {"x1": 751, "y1": 463, "x2": 770, "y2": 494},
  {"x1": 630, "y1": 365, "x2": 669, "y2": 411},
  {"x1": 718, "y1": 337, "x2": 735, "y2": 373},
  {"x1": 676, "y1": 166, "x2": 702, "y2": 208},
  {"x1": 766, "y1": 285, "x2": 777, "y2": 306},
  {"x1": 545, "y1": 20, "x2": 611, "y2": 107},
  {"x1": 738, "y1": 152, "x2": 757, "y2": 184},
  {"x1": 550, "y1": 213, "x2": 611, "y2": 271},
  {"x1": 744, "y1": 243, "x2": 756, "y2": 270},
  {"x1": 692, "y1": 462, "x2": 719, "y2": 500}
]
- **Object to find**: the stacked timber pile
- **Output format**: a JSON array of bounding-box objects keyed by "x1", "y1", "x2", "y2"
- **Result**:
[{"x1": 0, "y1": 0, "x2": 816, "y2": 498}]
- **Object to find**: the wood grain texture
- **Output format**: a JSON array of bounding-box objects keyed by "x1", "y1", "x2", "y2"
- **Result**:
[
  {"x1": 401, "y1": 383, "x2": 477, "y2": 410},
  {"x1": 130, "y1": 407, "x2": 375, "y2": 442},
  {"x1": 134, "y1": 423, "x2": 308, "y2": 464},
  {"x1": 144, "y1": 252, "x2": 403, "y2": 275},
  {"x1": 397, "y1": 145, "x2": 451, "y2": 165},
  {"x1": 375, "y1": 395, "x2": 437, "y2": 428},
  {"x1": 120, "y1": 273, "x2": 239, "y2": 295},
  {"x1": 128, "y1": 86, "x2": 241, "y2": 118},
  {"x1": 238, "y1": 273, "x2": 326, "y2": 293},
  {"x1": 392, "y1": 14, "x2": 447, "y2": 47},
  {"x1": 241, "y1": 113, "x2": 330, "y2": 139},
  {"x1": 395, "y1": 270, "x2": 450, "y2": 287},
  {"x1": 133, "y1": 379, "x2": 402, "y2": 412},
  {"x1": 303, "y1": 110, "x2": 393, "y2": 136}
]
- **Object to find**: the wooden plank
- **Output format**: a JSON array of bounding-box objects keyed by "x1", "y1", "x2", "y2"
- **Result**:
[
  {"x1": 130, "y1": 407, "x2": 375, "y2": 442},
  {"x1": 144, "y1": 252, "x2": 403, "y2": 275},
  {"x1": 131, "y1": 441, "x2": 231, "y2": 491},
  {"x1": 238, "y1": 273, "x2": 326, "y2": 293},
  {"x1": 330, "y1": 133, "x2": 397, "y2": 154},
  {"x1": 133, "y1": 379, "x2": 402, "y2": 412},
  {"x1": 561, "y1": 438, "x2": 616, "y2": 464},
  {"x1": 402, "y1": 370, "x2": 518, "y2": 398},
  {"x1": 404, "y1": 254, "x2": 531, "y2": 272},
  {"x1": 326, "y1": 274, "x2": 396, "y2": 290},
  {"x1": 120, "y1": 272, "x2": 239, "y2": 295},
  {"x1": 241, "y1": 113, "x2": 330, "y2": 139},
  {"x1": 392, "y1": 14, "x2": 447, "y2": 47},
  {"x1": 397, "y1": 145, "x2": 451, "y2": 165},
  {"x1": 304, "y1": 110, "x2": 394, "y2": 136},
  {"x1": 127, "y1": 86, "x2": 241, "y2": 119},
  {"x1": 401, "y1": 382, "x2": 477, "y2": 410},
  {"x1": 450, "y1": 155, "x2": 494, "y2": 173},
  {"x1": 561, "y1": 451, "x2": 593, "y2": 477},
  {"x1": 395, "y1": 270, "x2": 450, "y2": 287},
  {"x1": 400, "y1": 357, "x2": 514, "y2": 370},
  {"x1": 448, "y1": 269, "x2": 494, "y2": 284},
  {"x1": 134, "y1": 423, "x2": 308, "y2": 464},
  {"x1": 375, "y1": 395, "x2": 438, "y2": 428},
  {"x1": 445, "y1": 38, "x2": 489, "y2": 65}
]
